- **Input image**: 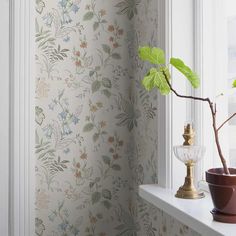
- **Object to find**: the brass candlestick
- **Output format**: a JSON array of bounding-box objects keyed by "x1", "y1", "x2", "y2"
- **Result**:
[
  {"x1": 173, "y1": 123, "x2": 206, "y2": 199},
  {"x1": 183, "y1": 123, "x2": 195, "y2": 146}
]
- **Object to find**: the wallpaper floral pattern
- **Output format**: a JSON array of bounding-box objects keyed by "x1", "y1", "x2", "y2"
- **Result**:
[{"x1": 35, "y1": 0, "x2": 200, "y2": 235}]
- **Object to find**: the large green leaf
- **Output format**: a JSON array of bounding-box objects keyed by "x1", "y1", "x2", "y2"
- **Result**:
[
  {"x1": 232, "y1": 80, "x2": 236, "y2": 88},
  {"x1": 170, "y1": 58, "x2": 200, "y2": 88},
  {"x1": 142, "y1": 68, "x2": 170, "y2": 95},
  {"x1": 142, "y1": 68, "x2": 156, "y2": 91},
  {"x1": 138, "y1": 46, "x2": 165, "y2": 65}
]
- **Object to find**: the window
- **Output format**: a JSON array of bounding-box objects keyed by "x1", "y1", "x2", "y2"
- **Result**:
[
  {"x1": 226, "y1": 1, "x2": 236, "y2": 166},
  {"x1": 158, "y1": 0, "x2": 236, "y2": 190},
  {"x1": 201, "y1": 0, "x2": 236, "y2": 175}
]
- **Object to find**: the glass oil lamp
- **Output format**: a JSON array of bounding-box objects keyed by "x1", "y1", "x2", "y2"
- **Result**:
[{"x1": 173, "y1": 123, "x2": 206, "y2": 199}]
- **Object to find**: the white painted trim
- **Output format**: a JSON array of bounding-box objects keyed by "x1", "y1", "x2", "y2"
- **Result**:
[
  {"x1": 10, "y1": 0, "x2": 35, "y2": 235},
  {"x1": 193, "y1": 0, "x2": 205, "y2": 181},
  {"x1": 170, "y1": 0, "x2": 196, "y2": 189},
  {"x1": 157, "y1": 0, "x2": 196, "y2": 189},
  {"x1": 0, "y1": 0, "x2": 10, "y2": 235},
  {"x1": 157, "y1": 0, "x2": 173, "y2": 188}
]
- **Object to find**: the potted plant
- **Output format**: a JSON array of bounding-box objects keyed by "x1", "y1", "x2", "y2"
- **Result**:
[{"x1": 138, "y1": 46, "x2": 236, "y2": 223}]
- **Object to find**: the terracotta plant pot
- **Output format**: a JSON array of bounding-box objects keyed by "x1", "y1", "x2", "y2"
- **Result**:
[{"x1": 206, "y1": 168, "x2": 236, "y2": 223}]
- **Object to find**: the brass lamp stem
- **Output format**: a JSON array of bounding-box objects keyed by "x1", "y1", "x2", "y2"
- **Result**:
[
  {"x1": 174, "y1": 123, "x2": 205, "y2": 199},
  {"x1": 175, "y1": 161, "x2": 204, "y2": 199},
  {"x1": 183, "y1": 162, "x2": 195, "y2": 191}
]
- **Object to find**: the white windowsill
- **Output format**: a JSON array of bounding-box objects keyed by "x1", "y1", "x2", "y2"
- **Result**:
[{"x1": 139, "y1": 185, "x2": 236, "y2": 236}]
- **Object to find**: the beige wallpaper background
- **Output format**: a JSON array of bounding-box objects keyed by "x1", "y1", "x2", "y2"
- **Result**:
[{"x1": 35, "y1": 0, "x2": 200, "y2": 235}]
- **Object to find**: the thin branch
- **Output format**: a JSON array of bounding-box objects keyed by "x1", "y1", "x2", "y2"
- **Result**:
[
  {"x1": 163, "y1": 71, "x2": 212, "y2": 106},
  {"x1": 217, "y1": 113, "x2": 236, "y2": 131},
  {"x1": 162, "y1": 70, "x2": 230, "y2": 175}
]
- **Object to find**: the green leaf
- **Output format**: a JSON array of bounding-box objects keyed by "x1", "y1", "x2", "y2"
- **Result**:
[
  {"x1": 102, "y1": 155, "x2": 111, "y2": 165},
  {"x1": 83, "y1": 12, "x2": 94, "y2": 20},
  {"x1": 138, "y1": 46, "x2": 165, "y2": 64},
  {"x1": 91, "y1": 192, "x2": 101, "y2": 204},
  {"x1": 142, "y1": 68, "x2": 156, "y2": 91},
  {"x1": 112, "y1": 164, "x2": 121, "y2": 171},
  {"x1": 160, "y1": 66, "x2": 171, "y2": 81},
  {"x1": 170, "y1": 58, "x2": 200, "y2": 88},
  {"x1": 102, "y1": 44, "x2": 111, "y2": 54},
  {"x1": 232, "y1": 80, "x2": 236, "y2": 88},
  {"x1": 102, "y1": 78, "x2": 112, "y2": 88},
  {"x1": 102, "y1": 189, "x2": 112, "y2": 200},
  {"x1": 83, "y1": 123, "x2": 94, "y2": 132},
  {"x1": 142, "y1": 68, "x2": 170, "y2": 95},
  {"x1": 92, "y1": 80, "x2": 101, "y2": 93}
]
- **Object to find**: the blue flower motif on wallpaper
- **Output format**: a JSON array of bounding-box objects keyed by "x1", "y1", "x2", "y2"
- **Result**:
[
  {"x1": 35, "y1": 0, "x2": 200, "y2": 236},
  {"x1": 58, "y1": 0, "x2": 80, "y2": 24}
]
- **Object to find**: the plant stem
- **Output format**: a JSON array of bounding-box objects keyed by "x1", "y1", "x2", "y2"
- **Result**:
[
  {"x1": 217, "y1": 112, "x2": 236, "y2": 131},
  {"x1": 162, "y1": 71, "x2": 230, "y2": 174}
]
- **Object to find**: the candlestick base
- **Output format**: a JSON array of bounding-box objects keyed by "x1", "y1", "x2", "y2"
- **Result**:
[
  {"x1": 175, "y1": 186, "x2": 205, "y2": 199},
  {"x1": 175, "y1": 162, "x2": 205, "y2": 199}
]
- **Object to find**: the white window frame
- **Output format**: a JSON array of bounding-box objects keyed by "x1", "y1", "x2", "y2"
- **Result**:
[
  {"x1": 158, "y1": 0, "x2": 235, "y2": 190},
  {"x1": 157, "y1": 0, "x2": 199, "y2": 189}
]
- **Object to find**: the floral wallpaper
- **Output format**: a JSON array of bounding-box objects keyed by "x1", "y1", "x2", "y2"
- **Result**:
[{"x1": 35, "y1": 0, "x2": 200, "y2": 235}]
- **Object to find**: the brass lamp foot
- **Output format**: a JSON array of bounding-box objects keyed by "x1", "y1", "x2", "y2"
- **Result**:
[
  {"x1": 175, "y1": 186, "x2": 205, "y2": 199},
  {"x1": 175, "y1": 162, "x2": 205, "y2": 199}
]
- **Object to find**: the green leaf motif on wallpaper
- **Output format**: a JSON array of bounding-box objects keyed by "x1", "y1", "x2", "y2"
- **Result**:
[
  {"x1": 112, "y1": 164, "x2": 121, "y2": 171},
  {"x1": 83, "y1": 11, "x2": 94, "y2": 20},
  {"x1": 83, "y1": 123, "x2": 94, "y2": 132},
  {"x1": 35, "y1": 24, "x2": 55, "y2": 49},
  {"x1": 93, "y1": 22, "x2": 99, "y2": 31},
  {"x1": 170, "y1": 58, "x2": 200, "y2": 88},
  {"x1": 102, "y1": 78, "x2": 112, "y2": 88},
  {"x1": 102, "y1": 155, "x2": 111, "y2": 165},
  {"x1": 102, "y1": 189, "x2": 112, "y2": 200},
  {"x1": 115, "y1": 0, "x2": 141, "y2": 20},
  {"x1": 35, "y1": 106, "x2": 45, "y2": 126},
  {"x1": 138, "y1": 46, "x2": 165, "y2": 65},
  {"x1": 92, "y1": 191, "x2": 101, "y2": 204},
  {"x1": 93, "y1": 133, "x2": 100, "y2": 142},
  {"x1": 112, "y1": 53, "x2": 121, "y2": 60},
  {"x1": 102, "y1": 44, "x2": 111, "y2": 54},
  {"x1": 101, "y1": 89, "x2": 111, "y2": 98},
  {"x1": 103, "y1": 200, "x2": 112, "y2": 209},
  {"x1": 92, "y1": 80, "x2": 102, "y2": 93}
]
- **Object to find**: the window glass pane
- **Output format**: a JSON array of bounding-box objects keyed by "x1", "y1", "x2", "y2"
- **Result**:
[{"x1": 227, "y1": 1, "x2": 236, "y2": 166}]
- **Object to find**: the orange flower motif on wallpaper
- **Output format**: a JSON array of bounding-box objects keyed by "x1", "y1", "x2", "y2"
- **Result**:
[{"x1": 35, "y1": 0, "x2": 200, "y2": 235}]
